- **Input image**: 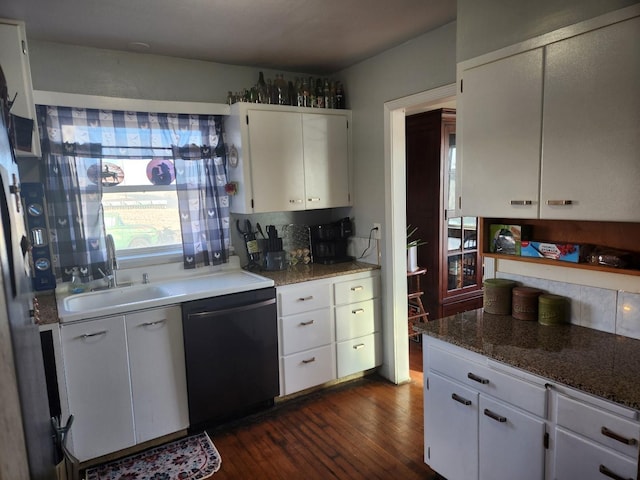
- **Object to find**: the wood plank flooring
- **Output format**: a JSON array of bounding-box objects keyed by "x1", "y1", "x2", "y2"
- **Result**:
[{"x1": 207, "y1": 342, "x2": 435, "y2": 479}]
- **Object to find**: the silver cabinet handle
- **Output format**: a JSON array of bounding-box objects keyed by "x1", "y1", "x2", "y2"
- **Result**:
[
  {"x1": 546, "y1": 200, "x2": 573, "y2": 205},
  {"x1": 350, "y1": 285, "x2": 364, "y2": 291},
  {"x1": 451, "y1": 393, "x2": 472, "y2": 406},
  {"x1": 468, "y1": 372, "x2": 490, "y2": 384},
  {"x1": 142, "y1": 319, "x2": 166, "y2": 327},
  {"x1": 352, "y1": 308, "x2": 365, "y2": 314},
  {"x1": 601, "y1": 426, "x2": 638, "y2": 446},
  {"x1": 598, "y1": 464, "x2": 633, "y2": 480},
  {"x1": 484, "y1": 408, "x2": 507, "y2": 423},
  {"x1": 298, "y1": 296, "x2": 314, "y2": 301},
  {"x1": 299, "y1": 320, "x2": 315, "y2": 326},
  {"x1": 302, "y1": 357, "x2": 316, "y2": 364},
  {"x1": 307, "y1": 197, "x2": 320, "y2": 202},
  {"x1": 81, "y1": 330, "x2": 107, "y2": 339},
  {"x1": 289, "y1": 199, "x2": 303, "y2": 204},
  {"x1": 510, "y1": 200, "x2": 533, "y2": 205},
  {"x1": 353, "y1": 343, "x2": 365, "y2": 350}
]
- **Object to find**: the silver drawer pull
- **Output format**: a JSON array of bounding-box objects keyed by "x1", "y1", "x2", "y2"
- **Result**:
[
  {"x1": 298, "y1": 296, "x2": 314, "y2": 301},
  {"x1": 350, "y1": 285, "x2": 364, "y2": 291},
  {"x1": 142, "y1": 319, "x2": 166, "y2": 327},
  {"x1": 299, "y1": 320, "x2": 315, "y2": 326},
  {"x1": 289, "y1": 199, "x2": 303, "y2": 203},
  {"x1": 510, "y1": 200, "x2": 533, "y2": 205},
  {"x1": 81, "y1": 330, "x2": 107, "y2": 339},
  {"x1": 307, "y1": 197, "x2": 320, "y2": 202},
  {"x1": 484, "y1": 408, "x2": 507, "y2": 423},
  {"x1": 302, "y1": 357, "x2": 316, "y2": 364},
  {"x1": 353, "y1": 343, "x2": 365, "y2": 350},
  {"x1": 451, "y1": 393, "x2": 472, "y2": 406},
  {"x1": 601, "y1": 426, "x2": 638, "y2": 446},
  {"x1": 352, "y1": 308, "x2": 365, "y2": 315},
  {"x1": 467, "y1": 372, "x2": 489, "y2": 384},
  {"x1": 546, "y1": 199, "x2": 573, "y2": 206},
  {"x1": 598, "y1": 464, "x2": 633, "y2": 480}
]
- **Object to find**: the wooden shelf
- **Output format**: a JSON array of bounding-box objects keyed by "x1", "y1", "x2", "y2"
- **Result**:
[{"x1": 483, "y1": 253, "x2": 640, "y2": 277}]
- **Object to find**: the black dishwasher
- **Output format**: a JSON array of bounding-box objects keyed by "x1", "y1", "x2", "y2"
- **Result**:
[{"x1": 182, "y1": 287, "x2": 279, "y2": 431}]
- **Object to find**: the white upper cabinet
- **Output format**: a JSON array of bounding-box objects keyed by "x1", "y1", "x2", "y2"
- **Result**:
[
  {"x1": 225, "y1": 103, "x2": 351, "y2": 213},
  {"x1": 0, "y1": 19, "x2": 40, "y2": 157},
  {"x1": 458, "y1": 9, "x2": 640, "y2": 222},
  {"x1": 540, "y1": 15, "x2": 640, "y2": 221},
  {"x1": 459, "y1": 48, "x2": 543, "y2": 219}
]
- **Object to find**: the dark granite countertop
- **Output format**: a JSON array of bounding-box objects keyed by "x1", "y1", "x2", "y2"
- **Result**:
[
  {"x1": 414, "y1": 309, "x2": 640, "y2": 411},
  {"x1": 256, "y1": 261, "x2": 380, "y2": 287}
]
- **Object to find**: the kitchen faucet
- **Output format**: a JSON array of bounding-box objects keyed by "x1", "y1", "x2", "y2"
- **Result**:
[{"x1": 103, "y1": 234, "x2": 117, "y2": 288}]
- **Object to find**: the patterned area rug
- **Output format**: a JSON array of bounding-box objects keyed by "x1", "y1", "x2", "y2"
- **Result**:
[{"x1": 85, "y1": 432, "x2": 221, "y2": 480}]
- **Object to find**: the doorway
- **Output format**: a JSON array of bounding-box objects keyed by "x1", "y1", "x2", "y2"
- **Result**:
[{"x1": 382, "y1": 84, "x2": 456, "y2": 384}]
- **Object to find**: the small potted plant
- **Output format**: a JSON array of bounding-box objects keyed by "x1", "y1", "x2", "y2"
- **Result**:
[{"x1": 407, "y1": 225, "x2": 427, "y2": 272}]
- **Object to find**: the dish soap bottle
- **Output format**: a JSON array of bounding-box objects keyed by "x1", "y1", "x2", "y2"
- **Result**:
[{"x1": 69, "y1": 267, "x2": 85, "y2": 294}]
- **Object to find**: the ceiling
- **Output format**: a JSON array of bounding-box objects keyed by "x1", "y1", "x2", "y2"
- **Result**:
[{"x1": 0, "y1": 0, "x2": 456, "y2": 74}]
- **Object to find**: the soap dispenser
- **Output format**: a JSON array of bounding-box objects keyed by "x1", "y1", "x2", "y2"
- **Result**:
[{"x1": 69, "y1": 267, "x2": 85, "y2": 294}]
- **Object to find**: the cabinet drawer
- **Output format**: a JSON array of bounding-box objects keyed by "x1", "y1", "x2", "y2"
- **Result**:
[
  {"x1": 335, "y1": 298, "x2": 380, "y2": 342},
  {"x1": 428, "y1": 345, "x2": 546, "y2": 417},
  {"x1": 557, "y1": 394, "x2": 640, "y2": 458},
  {"x1": 279, "y1": 308, "x2": 332, "y2": 355},
  {"x1": 334, "y1": 275, "x2": 380, "y2": 305},
  {"x1": 336, "y1": 332, "x2": 382, "y2": 378},
  {"x1": 555, "y1": 428, "x2": 637, "y2": 480},
  {"x1": 278, "y1": 282, "x2": 331, "y2": 316},
  {"x1": 281, "y1": 345, "x2": 336, "y2": 396}
]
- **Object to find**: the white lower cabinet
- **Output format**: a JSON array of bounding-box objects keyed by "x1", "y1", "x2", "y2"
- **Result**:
[
  {"x1": 552, "y1": 391, "x2": 639, "y2": 480},
  {"x1": 424, "y1": 336, "x2": 547, "y2": 480},
  {"x1": 277, "y1": 269, "x2": 381, "y2": 396},
  {"x1": 61, "y1": 315, "x2": 135, "y2": 462},
  {"x1": 60, "y1": 305, "x2": 188, "y2": 462},
  {"x1": 424, "y1": 335, "x2": 640, "y2": 480}
]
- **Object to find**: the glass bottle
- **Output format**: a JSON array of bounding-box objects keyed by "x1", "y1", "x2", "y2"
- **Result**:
[
  {"x1": 257, "y1": 71, "x2": 267, "y2": 104},
  {"x1": 296, "y1": 78, "x2": 303, "y2": 107},
  {"x1": 302, "y1": 78, "x2": 310, "y2": 107},
  {"x1": 315, "y1": 79, "x2": 324, "y2": 108},
  {"x1": 336, "y1": 81, "x2": 345, "y2": 109},
  {"x1": 323, "y1": 78, "x2": 330, "y2": 109},
  {"x1": 308, "y1": 77, "x2": 316, "y2": 108}
]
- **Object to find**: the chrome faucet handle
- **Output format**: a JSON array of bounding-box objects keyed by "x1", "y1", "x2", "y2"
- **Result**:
[{"x1": 97, "y1": 267, "x2": 115, "y2": 288}]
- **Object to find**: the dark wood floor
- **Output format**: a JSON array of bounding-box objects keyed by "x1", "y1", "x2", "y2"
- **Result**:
[{"x1": 207, "y1": 341, "x2": 434, "y2": 479}]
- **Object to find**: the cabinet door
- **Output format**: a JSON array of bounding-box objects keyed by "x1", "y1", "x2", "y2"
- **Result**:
[
  {"x1": 125, "y1": 306, "x2": 188, "y2": 444},
  {"x1": 60, "y1": 316, "x2": 134, "y2": 461},
  {"x1": 555, "y1": 428, "x2": 637, "y2": 480},
  {"x1": 302, "y1": 113, "x2": 350, "y2": 209},
  {"x1": 425, "y1": 372, "x2": 479, "y2": 480},
  {"x1": 247, "y1": 110, "x2": 305, "y2": 212},
  {"x1": 541, "y1": 16, "x2": 640, "y2": 221},
  {"x1": 0, "y1": 21, "x2": 40, "y2": 156},
  {"x1": 479, "y1": 396, "x2": 545, "y2": 480},
  {"x1": 459, "y1": 48, "x2": 543, "y2": 218}
]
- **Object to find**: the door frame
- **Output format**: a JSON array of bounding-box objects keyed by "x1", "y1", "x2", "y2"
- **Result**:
[{"x1": 382, "y1": 83, "x2": 456, "y2": 383}]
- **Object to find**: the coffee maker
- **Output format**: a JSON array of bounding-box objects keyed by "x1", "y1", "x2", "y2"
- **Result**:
[{"x1": 310, "y1": 217, "x2": 354, "y2": 264}]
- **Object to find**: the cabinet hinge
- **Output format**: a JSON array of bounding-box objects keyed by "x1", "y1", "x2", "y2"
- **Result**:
[
  {"x1": 543, "y1": 432, "x2": 549, "y2": 449},
  {"x1": 427, "y1": 446, "x2": 431, "y2": 459},
  {"x1": 246, "y1": 115, "x2": 249, "y2": 125}
]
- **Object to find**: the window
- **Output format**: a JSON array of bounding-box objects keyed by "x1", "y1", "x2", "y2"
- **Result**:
[{"x1": 99, "y1": 158, "x2": 181, "y2": 256}]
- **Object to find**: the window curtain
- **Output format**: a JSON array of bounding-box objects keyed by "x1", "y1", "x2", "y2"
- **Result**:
[
  {"x1": 173, "y1": 141, "x2": 230, "y2": 269},
  {"x1": 37, "y1": 105, "x2": 230, "y2": 279}
]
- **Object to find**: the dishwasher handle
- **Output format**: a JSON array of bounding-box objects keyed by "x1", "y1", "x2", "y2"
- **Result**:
[{"x1": 187, "y1": 297, "x2": 276, "y2": 320}]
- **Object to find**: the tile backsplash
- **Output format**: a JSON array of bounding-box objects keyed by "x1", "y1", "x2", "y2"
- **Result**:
[{"x1": 496, "y1": 271, "x2": 640, "y2": 340}]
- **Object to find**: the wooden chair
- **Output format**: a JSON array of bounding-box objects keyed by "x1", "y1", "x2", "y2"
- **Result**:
[{"x1": 407, "y1": 267, "x2": 428, "y2": 338}]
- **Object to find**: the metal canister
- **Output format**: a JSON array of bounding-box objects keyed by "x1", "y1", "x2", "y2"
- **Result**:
[
  {"x1": 483, "y1": 278, "x2": 516, "y2": 315},
  {"x1": 538, "y1": 294, "x2": 568, "y2": 325},
  {"x1": 512, "y1": 287, "x2": 542, "y2": 321}
]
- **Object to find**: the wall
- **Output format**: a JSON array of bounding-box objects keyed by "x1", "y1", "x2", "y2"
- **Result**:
[
  {"x1": 456, "y1": 0, "x2": 639, "y2": 62},
  {"x1": 28, "y1": 41, "x2": 307, "y2": 103},
  {"x1": 338, "y1": 21, "x2": 456, "y2": 250}
]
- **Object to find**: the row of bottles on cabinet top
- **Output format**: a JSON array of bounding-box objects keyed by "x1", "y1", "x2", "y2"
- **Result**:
[{"x1": 227, "y1": 72, "x2": 346, "y2": 109}]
